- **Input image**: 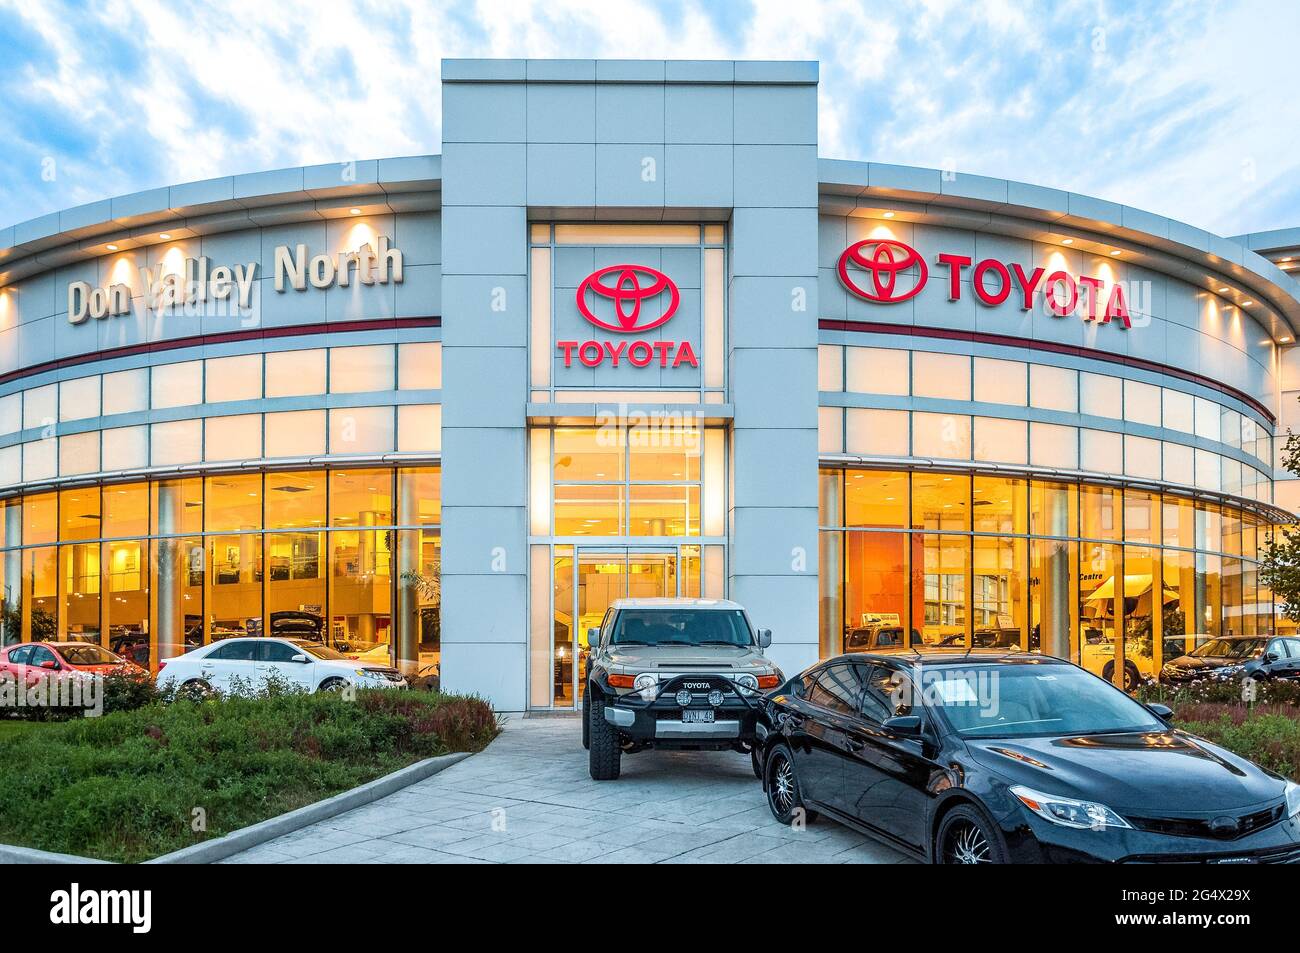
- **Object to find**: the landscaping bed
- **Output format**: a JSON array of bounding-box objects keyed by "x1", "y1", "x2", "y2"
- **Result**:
[
  {"x1": 1138, "y1": 679, "x2": 1300, "y2": 780},
  {"x1": 0, "y1": 688, "x2": 498, "y2": 863}
]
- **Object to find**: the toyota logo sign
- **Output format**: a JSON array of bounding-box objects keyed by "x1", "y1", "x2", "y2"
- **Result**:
[
  {"x1": 560, "y1": 264, "x2": 697, "y2": 370},
  {"x1": 576, "y1": 264, "x2": 680, "y2": 333},
  {"x1": 837, "y1": 239, "x2": 928, "y2": 304}
]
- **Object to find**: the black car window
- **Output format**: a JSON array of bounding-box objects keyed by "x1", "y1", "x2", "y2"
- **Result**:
[
  {"x1": 862, "y1": 665, "x2": 915, "y2": 721},
  {"x1": 206, "y1": 641, "x2": 257, "y2": 662},
  {"x1": 7, "y1": 646, "x2": 32, "y2": 665},
  {"x1": 1285, "y1": 639, "x2": 1300, "y2": 658},
  {"x1": 258, "y1": 641, "x2": 302, "y2": 663},
  {"x1": 1266, "y1": 639, "x2": 1289, "y2": 659},
  {"x1": 808, "y1": 664, "x2": 861, "y2": 715}
]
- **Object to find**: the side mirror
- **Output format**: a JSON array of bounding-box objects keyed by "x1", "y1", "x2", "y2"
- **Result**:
[
  {"x1": 757, "y1": 628, "x2": 772, "y2": 649},
  {"x1": 882, "y1": 714, "x2": 922, "y2": 737},
  {"x1": 585, "y1": 627, "x2": 600, "y2": 650},
  {"x1": 1261, "y1": 652, "x2": 1278, "y2": 664},
  {"x1": 1145, "y1": 702, "x2": 1174, "y2": 722},
  {"x1": 291, "y1": 654, "x2": 310, "y2": 664}
]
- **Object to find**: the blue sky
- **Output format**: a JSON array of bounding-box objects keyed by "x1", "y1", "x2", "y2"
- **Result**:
[{"x1": 2, "y1": 0, "x2": 1297, "y2": 237}]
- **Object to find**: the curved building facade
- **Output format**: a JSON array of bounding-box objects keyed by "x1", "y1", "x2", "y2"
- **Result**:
[{"x1": 0, "y1": 58, "x2": 1296, "y2": 709}]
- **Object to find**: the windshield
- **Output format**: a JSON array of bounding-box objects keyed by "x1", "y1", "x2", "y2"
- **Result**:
[
  {"x1": 1189, "y1": 638, "x2": 1265, "y2": 659},
  {"x1": 294, "y1": 641, "x2": 348, "y2": 660},
  {"x1": 610, "y1": 609, "x2": 753, "y2": 647},
  {"x1": 924, "y1": 664, "x2": 1165, "y2": 739},
  {"x1": 60, "y1": 645, "x2": 121, "y2": 665}
]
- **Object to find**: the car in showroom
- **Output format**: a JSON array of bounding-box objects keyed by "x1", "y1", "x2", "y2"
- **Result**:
[
  {"x1": 157, "y1": 637, "x2": 407, "y2": 695},
  {"x1": 1160, "y1": 635, "x2": 1272, "y2": 684},
  {"x1": 758, "y1": 651, "x2": 1300, "y2": 863},
  {"x1": 0, "y1": 641, "x2": 146, "y2": 685},
  {"x1": 584, "y1": 598, "x2": 783, "y2": 781}
]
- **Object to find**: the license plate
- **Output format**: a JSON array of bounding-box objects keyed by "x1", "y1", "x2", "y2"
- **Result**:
[{"x1": 682, "y1": 709, "x2": 715, "y2": 724}]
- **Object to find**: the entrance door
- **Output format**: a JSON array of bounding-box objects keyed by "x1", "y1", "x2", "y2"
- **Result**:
[{"x1": 551, "y1": 548, "x2": 681, "y2": 708}]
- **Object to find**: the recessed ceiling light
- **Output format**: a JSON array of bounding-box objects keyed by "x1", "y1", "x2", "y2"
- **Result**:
[
  {"x1": 1242, "y1": 300, "x2": 1254, "y2": 306},
  {"x1": 158, "y1": 233, "x2": 171, "y2": 240},
  {"x1": 1218, "y1": 287, "x2": 1230, "y2": 293},
  {"x1": 349, "y1": 208, "x2": 362, "y2": 215},
  {"x1": 105, "y1": 243, "x2": 118, "y2": 251},
  {"x1": 1061, "y1": 238, "x2": 1074, "y2": 245},
  {"x1": 1280, "y1": 337, "x2": 1292, "y2": 344},
  {"x1": 882, "y1": 211, "x2": 895, "y2": 219},
  {"x1": 1109, "y1": 250, "x2": 1121, "y2": 256}
]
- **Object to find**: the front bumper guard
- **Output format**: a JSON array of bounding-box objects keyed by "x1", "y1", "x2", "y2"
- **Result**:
[{"x1": 601, "y1": 673, "x2": 765, "y2": 741}]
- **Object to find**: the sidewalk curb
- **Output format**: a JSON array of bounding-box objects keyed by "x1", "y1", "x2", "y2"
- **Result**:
[{"x1": 0, "y1": 750, "x2": 473, "y2": 865}]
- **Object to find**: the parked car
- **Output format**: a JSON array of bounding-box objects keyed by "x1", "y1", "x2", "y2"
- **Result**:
[
  {"x1": 1232, "y1": 636, "x2": 1300, "y2": 682},
  {"x1": 758, "y1": 651, "x2": 1300, "y2": 863},
  {"x1": 157, "y1": 637, "x2": 407, "y2": 695},
  {"x1": 584, "y1": 598, "x2": 782, "y2": 781},
  {"x1": 846, "y1": 626, "x2": 907, "y2": 651},
  {"x1": 0, "y1": 641, "x2": 145, "y2": 685},
  {"x1": 1160, "y1": 635, "x2": 1271, "y2": 684}
]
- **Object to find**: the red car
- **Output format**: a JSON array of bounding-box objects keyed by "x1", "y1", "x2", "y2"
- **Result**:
[{"x1": 0, "y1": 641, "x2": 144, "y2": 685}]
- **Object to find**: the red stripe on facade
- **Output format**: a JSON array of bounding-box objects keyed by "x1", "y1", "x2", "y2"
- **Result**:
[
  {"x1": 817, "y1": 319, "x2": 1277, "y2": 425},
  {"x1": 0, "y1": 317, "x2": 442, "y2": 388}
]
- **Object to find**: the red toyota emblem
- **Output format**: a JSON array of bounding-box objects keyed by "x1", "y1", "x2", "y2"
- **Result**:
[
  {"x1": 576, "y1": 264, "x2": 680, "y2": 333},
  {"x1": 838, "y1": 239, "x2": 928, "y2": 303}
]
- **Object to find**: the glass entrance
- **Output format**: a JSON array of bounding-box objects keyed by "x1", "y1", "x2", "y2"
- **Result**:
[{"x1": 550, "y1": 547, "x2": 684, "y2": 708}]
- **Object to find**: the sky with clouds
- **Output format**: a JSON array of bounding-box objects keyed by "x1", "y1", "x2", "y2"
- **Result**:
[{"x1": 1, "y1": 0, "x2": 1296, "y2": 237}]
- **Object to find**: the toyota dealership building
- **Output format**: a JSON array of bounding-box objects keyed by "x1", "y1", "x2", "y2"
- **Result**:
[{"x1": 1, "y1": 58, "x2": 1299, "y2": 710}]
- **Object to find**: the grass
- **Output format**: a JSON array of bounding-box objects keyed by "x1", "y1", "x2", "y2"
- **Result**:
[{"x1": 0, "y1": 689, "x2": 498, "y2": 863}]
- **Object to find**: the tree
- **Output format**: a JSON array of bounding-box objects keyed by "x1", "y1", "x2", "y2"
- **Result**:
[{"x1": 1260, "y1": 432, "x2": 1300, "y2": 622}]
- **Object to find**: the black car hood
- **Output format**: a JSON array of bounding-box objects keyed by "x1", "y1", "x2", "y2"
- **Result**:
[{"x1": 967, "y1": 731, "x2": 1285, "y2": 814}]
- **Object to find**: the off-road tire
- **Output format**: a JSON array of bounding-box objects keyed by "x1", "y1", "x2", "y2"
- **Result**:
[{"x1": 588, "y1": 693, "x2": 621, "y2": 780}]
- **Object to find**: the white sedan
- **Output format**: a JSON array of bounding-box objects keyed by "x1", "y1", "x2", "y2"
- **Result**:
[{"x1": 158, "y1": 637, "x2": 408, "y2": 695}]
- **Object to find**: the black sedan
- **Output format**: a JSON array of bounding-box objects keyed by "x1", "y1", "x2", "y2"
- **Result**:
[
  {"x1": 757, "y1": 652, "x2": 1300, "y2": 863},
  {"x1": 1160, "y1": 635, "x2": 1270, "y2": 684}
]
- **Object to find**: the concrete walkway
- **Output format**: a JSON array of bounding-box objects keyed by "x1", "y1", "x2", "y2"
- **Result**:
[{"x1": 220, "y1": 715, "x2": 911, "y2": 864}]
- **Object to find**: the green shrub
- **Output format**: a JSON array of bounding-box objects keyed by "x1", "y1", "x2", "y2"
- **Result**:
[
  {"x1": 0, "y1": 689, "x2": 497, "y2": 863},
  {"x1": 1176, "y1": 707, "x2": 1300, "y2": 780}
]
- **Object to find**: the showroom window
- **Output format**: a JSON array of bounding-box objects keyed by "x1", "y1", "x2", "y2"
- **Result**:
[
  {"x1": 0, "y1": 467, "x2": 440, "y2": 674},
  {"x1": 818, "y1": 468, "x2": 1276, "y2": 690}
]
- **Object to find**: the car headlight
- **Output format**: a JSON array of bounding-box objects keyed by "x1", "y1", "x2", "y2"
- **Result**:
[
  {"x1": 736, "y1": 673, "x2": 758, "y2": 690},
  {"x1": 1010, "y1": 784, "x2": 1132, "y2": 831},
  {"x1": 1215, "y1": 665, "x2": 1244, "y2": 679},
  {"x1": 1285, "y1": 782, "x2": 1300, "y2": 819},
  {"x1": 632, "y1": 673, "x2": 657, "y2": 692},
  {"x1": 354, "y1": 669, "x2": 382, "y2": 680}
]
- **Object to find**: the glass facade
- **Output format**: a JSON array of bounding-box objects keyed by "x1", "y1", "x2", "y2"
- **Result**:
[
  {"x1": 820, "y1": 467, "x2": 1275, "y2": 689},
  {"x1": 0, "y1": 467, "x2": 440, "y2": 675}
]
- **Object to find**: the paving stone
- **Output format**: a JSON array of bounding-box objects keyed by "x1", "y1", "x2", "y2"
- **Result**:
[{"x1": 219, "y1": 717, "x2": 902, "y2": 865}]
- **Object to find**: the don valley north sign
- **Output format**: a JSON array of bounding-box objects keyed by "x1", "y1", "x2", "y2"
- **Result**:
[{"x1": 67, "y1": 236, "x2": 405, "y2": 324}]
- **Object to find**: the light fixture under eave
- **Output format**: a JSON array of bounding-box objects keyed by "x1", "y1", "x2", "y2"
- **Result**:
[
  {"x1": 1218, "y1": 286, "x2": 1230, "y2": 293},
  {"x1": 1061, "y1": 238, "x2": 1074, "y2": 245},
  {"x1": 1242, "y1": 300, "x2": 1254, "y2": 307},
  {"x1": 1109, "y1": 249, "x2": 1121, "y2": 256},
  {"x1": 158, "y1": 233, "x2": 171, "y2": 240},
  {"x1": 1280, "y1": 337, "x2": 1292, "y2": 344},
  {"x1": 882, "y1": 211, "x2": 895, "y2": 218},
  {"x1": 349, "y1": 208, "x2": 362, "y2": 215},
  {"x1": 105, "y1": 243, "x2": 118, "y2": 251}
]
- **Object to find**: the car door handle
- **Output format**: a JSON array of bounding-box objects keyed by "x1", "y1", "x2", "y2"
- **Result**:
[{"x1": 845, "y1": 736, "x2": 865, "y2": 753}]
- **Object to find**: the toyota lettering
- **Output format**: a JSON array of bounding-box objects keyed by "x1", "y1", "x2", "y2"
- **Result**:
[
  {"x1": 559, "y1": 264, "x2": 698, "y2": 369},
  {"x1": 838, "y1": 238, "x2": 1133, "y2": 328}
]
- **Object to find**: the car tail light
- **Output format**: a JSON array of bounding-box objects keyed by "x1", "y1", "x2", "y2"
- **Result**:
[
  {"x1": 607, "y1": 674, "x2": 636, "y2": 688},
  {"x1": 757, "y1": 674, "x2": 781, "y2": 689},
  {"x1": 157, "y1": 661, "x2": 167, "y2": 672}
]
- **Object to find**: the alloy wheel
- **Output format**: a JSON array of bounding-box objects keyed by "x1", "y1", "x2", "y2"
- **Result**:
[
  {"x1": 944, "y1": 821, "x2": 991, "y2": 864},
  {"x1": 771, "y1": 755, "x2": 796, "y2": 814}
]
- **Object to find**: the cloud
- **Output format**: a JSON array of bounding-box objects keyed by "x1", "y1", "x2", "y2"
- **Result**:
[{"x1": 0, "y1": 0, "x2": 1296, "y2": 237}]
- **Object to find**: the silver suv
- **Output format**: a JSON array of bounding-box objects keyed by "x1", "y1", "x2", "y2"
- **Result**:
[{"x1": 583, "y1": 597, "x2": 783, "y2": 781}]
